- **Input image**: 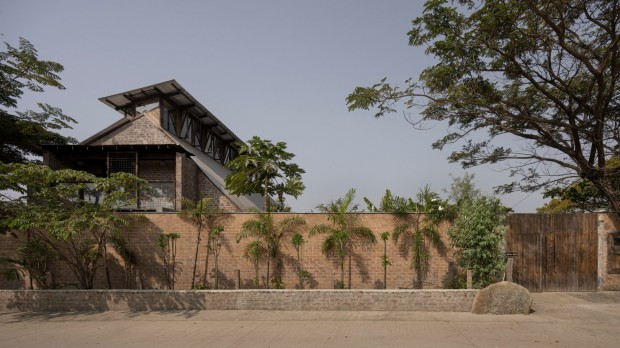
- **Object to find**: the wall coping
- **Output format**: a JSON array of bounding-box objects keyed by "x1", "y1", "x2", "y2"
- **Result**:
[{"x1": 0, "y1": 289, "x2": 479, "y2": 313}]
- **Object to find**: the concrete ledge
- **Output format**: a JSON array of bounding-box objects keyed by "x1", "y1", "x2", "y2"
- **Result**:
[{"x1": 0, "y1": 289, "x2": 478, "y2": 312}]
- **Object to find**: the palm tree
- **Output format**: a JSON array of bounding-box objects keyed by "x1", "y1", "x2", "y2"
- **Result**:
[
  {"x1": 291, "y1": 232, "x2": 306, "y2": 289},
  {"x1": 179, "y1": 197, "x2": 224, "y2": 289},
  {"x1": 237, "y1": 211, "x2": 306, "y2": 288},
  {"x1": 311, "y1": 188, "x2": 376, "y2": 289},
  {"x1": 242, "y1": 240, "x2": 266, "y2": 288},
  {"x1": 392, "y1": 185, "x2": 445, "y2": 289}
]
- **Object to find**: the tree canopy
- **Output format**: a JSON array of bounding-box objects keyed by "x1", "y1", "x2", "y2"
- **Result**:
[
  {"x1": 1, "y1": 37, "x2": 77, "y2": 164},
  {"x1": 347, "y1": 0, "x2": 620, "y2": 213},
  {"x1": 225, "y1": 136, "x2": 305, "y2": 212}
]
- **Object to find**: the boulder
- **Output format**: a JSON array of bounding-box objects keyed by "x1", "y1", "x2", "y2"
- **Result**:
[{"x1": 471, "y1": 281, "x2": 532, "y2": 314}]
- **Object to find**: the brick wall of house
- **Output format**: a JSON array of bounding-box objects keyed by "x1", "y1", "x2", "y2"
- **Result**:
[
  {"x1": 598, "y1": 214, "x2": 620, "y2": 290},
  {"x1": 0, "y1": 213, "x2": 458, "y2": 291},
  {"x1": 88, "y1": 110, "x2": 174, "y2": 146}
]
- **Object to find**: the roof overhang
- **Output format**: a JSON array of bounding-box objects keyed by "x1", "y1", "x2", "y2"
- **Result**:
[
  {"x1": 98, "y1": 80, "x2": 244, "y2": 145},
  {"x1": 42, "y1": 144, "x2": 189, "y2": 154}
]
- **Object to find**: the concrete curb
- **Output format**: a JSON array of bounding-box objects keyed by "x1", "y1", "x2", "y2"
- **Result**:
[{"x1": 0, "y1": 289, "x2": 478, "y2": 312}]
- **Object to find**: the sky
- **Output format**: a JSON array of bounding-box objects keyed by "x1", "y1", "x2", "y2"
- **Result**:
[{"x1": 1, "y1": 0, "x2": 546, "y2": 212}]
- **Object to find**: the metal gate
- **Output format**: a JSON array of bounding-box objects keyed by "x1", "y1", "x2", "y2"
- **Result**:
[{"x1": 506, "y1": 214, "x2": 598, "y2": 292}]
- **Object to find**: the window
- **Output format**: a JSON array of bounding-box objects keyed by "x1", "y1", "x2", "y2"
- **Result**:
[{"x1": 108, "y1": 152, "x2": 137, "y2": 175}]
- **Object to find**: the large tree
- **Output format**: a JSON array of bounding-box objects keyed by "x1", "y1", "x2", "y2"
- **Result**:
[
  {"x1": 0, "y1": 163, "x2": 146, "y2": 289},
  {"x1": 347, "y1": 1, "x2": 620, "y2": 213},
  {"x1": 1, "y1": 37, "x2": 77, "y2": 164},
  {"x1": 225, "y1": 136, "x2": 305, "y2": 212}
]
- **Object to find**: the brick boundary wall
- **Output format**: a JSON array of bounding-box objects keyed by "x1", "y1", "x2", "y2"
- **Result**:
[{"x1": 0, "y1": 289, "x2": 477, "y2": 313}]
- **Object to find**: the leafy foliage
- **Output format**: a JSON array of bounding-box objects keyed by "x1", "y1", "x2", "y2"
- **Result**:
[
  {"x1": 179, "y1": 197, "x2": 225, "y2": 289},
  {"x1": 448, "y1": 196, "x2": 506, "y2": 289},
  {"x1": 237, "y1": 211, "x2": 306, "y2": 288},
  {"x1": 225, "y1": 136, "x2": 305, "y2": 212},
  {"x1": 347, "y1": 0, "x2": 620, "y2": 213},
  {"x1": 0, "y1": 37, "x2": 77, "y2": 164},
  {"x1": 391, "y1": 186, "x2": 446, "y2": 289},
  {"x1": 311, "y1": 188, "x2": 376, "y2": 289},
  {"x1": 0, "y1": 163, "x2": 146, "y2": 289}
]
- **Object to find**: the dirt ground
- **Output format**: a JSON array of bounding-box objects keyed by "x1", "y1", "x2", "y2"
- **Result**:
[{"x1": 1, "y1": 292, "x2": 619, "y2": 348}]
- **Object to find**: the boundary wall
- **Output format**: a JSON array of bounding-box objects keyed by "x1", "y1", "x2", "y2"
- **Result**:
[
  {"x1": 0, "y1": 289, "x2": 478, "y2": 312},
  {"x1": 1, "y1": 213, "x2": 458, "y2": 290}
]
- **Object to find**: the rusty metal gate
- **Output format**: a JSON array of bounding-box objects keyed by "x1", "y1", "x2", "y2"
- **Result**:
[{"x1": 506, "y1": 214, "x2": 598, "y2": 292}]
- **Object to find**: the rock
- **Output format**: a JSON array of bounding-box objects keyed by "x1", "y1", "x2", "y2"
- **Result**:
[{"x1": 471, "y1": 281, "x2": 532, "y2": 314}]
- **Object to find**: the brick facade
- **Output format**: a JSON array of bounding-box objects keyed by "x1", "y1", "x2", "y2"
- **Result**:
[
  {"x1": 597, "y1": 214, "x2": 620, "y2": 290},
  {"x1": 0, "y1": 213, "x2": 458, "y2": 291},
  {"x1": 89, "y1": 110, "x2": 174, "y2": 146}
]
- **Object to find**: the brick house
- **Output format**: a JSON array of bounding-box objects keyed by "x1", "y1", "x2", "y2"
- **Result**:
[{"x1": 43, "y1": 80, "x2": 263, "y2": 212}]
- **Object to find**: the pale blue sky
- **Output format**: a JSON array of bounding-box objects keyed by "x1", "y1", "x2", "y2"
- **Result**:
[{"x1": 1, "y1": 0, "x2": 545, "y2": 212}]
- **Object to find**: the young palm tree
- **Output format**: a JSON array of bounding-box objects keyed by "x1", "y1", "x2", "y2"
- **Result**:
[
  {"x1": 179, "y1": 197, "x2": 224, "y2": 289},
  {"x1": 243, "y1": 240, "x2": 266, "y2": 288},
  {"x1": 392, "y1": 185, "x2": 445, "y2": 289},
  {"x1": 311, "y1": 188, "x2": 376, "y2": 289},
  {"x1": 237, "y1": 211, "x2": 306, "y2": 288}
]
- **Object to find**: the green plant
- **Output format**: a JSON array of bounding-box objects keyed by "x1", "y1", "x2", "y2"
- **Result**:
[
  {"x1": 157, "y1": 232, "x2": 180, "y2": 289},
  {"x1": 1, "y1": 164, "x2": 146, "y2": 289},
  {"x1": 346, "y1": 0, "x2": 620, "y2": 215},
  {"x1": 311, "y1": 188, "x2": 376, "y2": 289},
  {"x1": 448, "y1": 196, "x2": 506, "y2": 288},
  {"x1": 209, "y1": 225, "x2": 224, "y2": 289},
  {"x1": 179, "y1": 197, "x2": 225, "y2": 289},
  {"x1": 291, "y1": 232, "x2": 307, "y2": 289},
  {"x1": 225, "y1": 136, "x2": 305, "y2": 213},
  {"x1": 237, "y1": 211, "x2": 305, "y2": 288},
  {"x1": 380, "y1": 231, "x2": 391, "y2": 289},
  {"x1": 0, "y1": 235, "x2": 55, "y2": 289},
  {"x1": 392, "y1": 186, "x2": 445, "y2": 289},
  {"x1": 243, "y1": 240, "x2": 266, "y2": 288}
]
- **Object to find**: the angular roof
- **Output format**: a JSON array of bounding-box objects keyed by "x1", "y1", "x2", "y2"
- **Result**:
[{"x1": 98, "y1": 79, "x2": 243, "y2": 144}]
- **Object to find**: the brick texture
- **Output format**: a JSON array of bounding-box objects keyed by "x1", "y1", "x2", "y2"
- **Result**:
[
  {"x1": 598, "y1": 214, "x2": 620, "y2": 290},
  {"x1": 0, "y1": 213, "x2": 459, "y2": 291},
  {"x1": 88, "y1": 110, "x2": 174, "y2": 146}
]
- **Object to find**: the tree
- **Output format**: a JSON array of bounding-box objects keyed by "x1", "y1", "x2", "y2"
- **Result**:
[
  {"x1": 291, "y1": 232, "x2": 309, "y2": 289},
  {"x1": 391, "y1": 186, "x2": 446, "y2": 289},
  {"x1": 179, "y1": 198, "x2": 225, "y2": 289},
  {"x1": 311, "y1": 188, "x2": 376, "y2": 289},
  {"x1": 209, "y1": 225, "x2": 225, "y2": 289},
  {"x1": 0, "y1": 163, "x2": 146, "y2": 289},
  {"x1": 380, "y1": 231, "x2": 391, "y2": 289},
  {"x1": 537, "y1": 157, "x2": 620, "y2": 212},
  {"x1": 1, "y1": 37, "x2": 77, "y2": 164},
  {"x1": 347, "y1": 1, "x2": 620, "y2": 214},
  {"x1": 225, "y1": 136, "x2": 305, "y2": 213},
  {"x1": 243, "y1": 240, "x2": 266, "y2": 288},
  {"x1": 157, "y1": 232, "x2": 180, "y2": 289},
  {"x1": 236, "y1": 211, "x2": 306, "y2": 288},
  {"x1": 448, "y1": 196, "x2": 506, "y2": 288}
]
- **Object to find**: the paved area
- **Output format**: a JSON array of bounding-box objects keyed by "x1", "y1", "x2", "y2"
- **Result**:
[{"x1": 1, "y1": 292, "x2": 619, "y2": 347}]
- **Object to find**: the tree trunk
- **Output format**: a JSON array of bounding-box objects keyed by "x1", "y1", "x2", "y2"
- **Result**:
[
  {"x1": 348, "y1": 248, "x2": 352, "y2": 289},
  {"x1": 202, "y1": 238, "x2": 210, "y2": 287},
  {"x1": 297, "y1": 247, "x2": 303, "y2": 289},
  {"x1": 103, "y1": 235, "x2": 112, "y2": 289},
  {"x1": 592, "y1": 177, "x2": 620, "y2": 216},
  {"x1": 383, "y1": 240, "x2": 387, "y2": 289},
  {"x1": 214, "y1": 254, "x2": 219, "y2": 290},
  {"x1": 191, "y1": 224, "x2": 202, "y2": 289}
]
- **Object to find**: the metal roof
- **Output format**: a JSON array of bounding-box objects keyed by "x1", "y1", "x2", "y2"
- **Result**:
[{"x1": 98, "y1": 80, "x2": 243, "y2": 144}]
